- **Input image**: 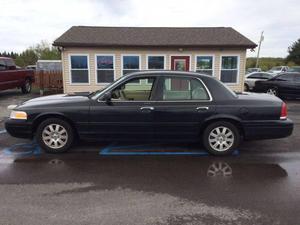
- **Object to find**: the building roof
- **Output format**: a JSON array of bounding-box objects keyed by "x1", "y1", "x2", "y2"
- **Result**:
[{"x1": 53, "y1": 26, "x2": 257, "y2": 49}]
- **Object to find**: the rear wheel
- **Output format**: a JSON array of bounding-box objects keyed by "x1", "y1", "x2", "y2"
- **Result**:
[
  {"x1": 36, "y1": 118, "x2": 74, "y2": 153},
  {"x1": 203, "y1": 121, "x2": 240, "y2": 156},
  {"x1": 21, "y1": 79, "x2": 32, "y2": 94}
]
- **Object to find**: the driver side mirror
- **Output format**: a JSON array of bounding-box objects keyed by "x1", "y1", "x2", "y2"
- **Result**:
[{"x1": 102, "y1": 92, "x2": 112, "y2": 104}]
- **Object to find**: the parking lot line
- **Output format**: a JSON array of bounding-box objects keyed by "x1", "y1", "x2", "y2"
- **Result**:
[
  {"x1": 0, "y1": 129, "x2": 7, "y2": 134},
  {"x1": 99, "y1": 143, "x2": 239, "y2": 156}
]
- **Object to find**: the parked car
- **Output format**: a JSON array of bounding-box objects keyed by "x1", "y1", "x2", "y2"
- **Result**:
[
  {"x1": 246, "y1": 68, "x2": 261, "y2": 74},
  {"x1": 5, "y1": 71, "x2": 293, "y2": 156},
  {"x1": 288, "y1": 66, "x2": 300, "y2": 73},
  {"x1": 26, "y1": 65, "x2": 36, "y2": 70},
  {"x1": 267, "y1": 66, "x2": 289, "y2": 74},
  {"x1": 254, "y1": 72, "x2": 300, "y2": 98},
  {"x1": 0, "y1": 57, "x2": 35, "y2": 93},
  {"x1": 244, "y1": 72, "x2": 274, "y2": 91}
]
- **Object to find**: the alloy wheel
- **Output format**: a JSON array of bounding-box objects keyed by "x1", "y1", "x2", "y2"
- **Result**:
[
  {"x1": 208, "y1": 126, "x2": 234, "y2": 152},
  {"x1": 42, "y1": 124, "x2": 68, "y2": 149},
  {"x1": 267, "y1": 88, "x2": 277, "y2": 96}
]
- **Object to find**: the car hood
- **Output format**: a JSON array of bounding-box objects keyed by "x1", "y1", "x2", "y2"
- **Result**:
[{"x1": 17, "y1": 93, "x2": 90, "y2": 109}]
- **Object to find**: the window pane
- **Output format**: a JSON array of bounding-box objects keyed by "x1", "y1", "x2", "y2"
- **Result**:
[
  {"x1": 71, "y1": 70, "x2": 89, "y2": 83},
  {"x1": 196, "y1": 69, "x2": 213, "y2": 76},
  {"x1": 97, "y1": 70, "x2": 114, "y2": 83},
  {"x1": 97, "y1": 56, "x2": 113, "y2": 69},
  {"x1": 163, "y1": 77, "x2": 209, "y2": 100},
  {"x1": 71, "y1": 56, "x2": 88, "y2": 69},
  {"x1": 148, "y1": 56, "x2": 164, "y2": 69},
  {"x1": 123, "y1": 56, "x2": 139, "y2": 69},
  {"x1": 221, "y1": 70, "x2": 237, "y2": 83},
  {"x1": 222, "y1": 56, "x2": 238, "y2": 69},
  {"x1": 111, "y1": 78, "x2": 155, "y2": 101},
  {"x1": 196, "y1": 56, "x2": 213, "y2": 70}
]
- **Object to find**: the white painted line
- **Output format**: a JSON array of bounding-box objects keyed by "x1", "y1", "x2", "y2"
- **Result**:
[{"x1": 0, "y1": 130, "x2": 7, "y2": 134}]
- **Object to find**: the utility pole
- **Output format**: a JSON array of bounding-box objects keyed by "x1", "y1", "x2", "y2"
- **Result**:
[{"x1": 255, "y1": 31, "x2": 264, "y2": 68}]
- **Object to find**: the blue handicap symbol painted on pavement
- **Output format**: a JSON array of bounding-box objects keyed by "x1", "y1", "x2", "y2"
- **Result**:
[{"x1": 99, "y1": 142, "x2": 239, "y2": 156}]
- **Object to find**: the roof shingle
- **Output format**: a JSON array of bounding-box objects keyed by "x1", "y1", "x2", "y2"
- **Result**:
[{"x1": 53, "y1": 26, "x2": 257, "y2": 49}]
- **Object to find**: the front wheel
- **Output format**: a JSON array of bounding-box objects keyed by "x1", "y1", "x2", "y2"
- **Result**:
[
  {"x1": 21, "y1": 79, "x2": 32, "y2": 94},
  {"x1": 203, "y1": 121, "x2": 240, "y2": 156},
  {"x1": 266, "y1": 87, "x2": 278, "y2": 96},
  {"x1": 36, "y1": 118, "x2": 74, "y2": 153}
]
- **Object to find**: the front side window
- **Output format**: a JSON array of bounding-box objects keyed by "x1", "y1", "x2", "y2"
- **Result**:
[
  {"x1": 96, "y1": 55, "x2": 114, "y2": 83},
  {"x1": 276, "y1": 74, "x2": 294, "y2": 81},
  {"x1": 220, "y1": 56, "x2": 238, "y2": 83},
  {"x1": 162, "y1": 77, "x2": 209, "y2": 101},
  {"x1": 122, "y1": 55, "x2": 140, "y2": 75},
  {"x1": 0, "y1": 59, "x2": 6, "y2": 71},
  {"x1": 147, "y1": 56, "x2": 165, "y2": 69},
  {"x1": 196, "y1": 56, "x2": 213, "y2": 75},
  {"x1": 70, "y1": 55, "x2": 89, "y2": 84},
  {"x1": 111, "y1": 77, "x2": 155, "y2": 101}
]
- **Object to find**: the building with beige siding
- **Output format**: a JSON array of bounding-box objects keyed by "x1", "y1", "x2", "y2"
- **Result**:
[{"x1": 53, "y1": 26, "x2": 256, "y2": 93}]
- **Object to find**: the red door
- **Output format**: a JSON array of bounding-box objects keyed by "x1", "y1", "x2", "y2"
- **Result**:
[{"x1": 170, "y1": 56, "x2": 190, "y2": 90}]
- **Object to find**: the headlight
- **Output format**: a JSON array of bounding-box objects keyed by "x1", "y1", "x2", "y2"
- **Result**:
[{"x1": 10, "y1": 111, "x2": 27, "y2": 120}]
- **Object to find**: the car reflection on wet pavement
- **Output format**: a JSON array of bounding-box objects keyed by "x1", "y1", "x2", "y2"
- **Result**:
[{"x1": 1, "y1": 137, "x2": 300, "y2": 225}]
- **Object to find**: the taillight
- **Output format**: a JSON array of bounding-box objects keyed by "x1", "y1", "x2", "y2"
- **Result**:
[{"x1": 280, "y1": 102, "x2": 287, "y2": 120}]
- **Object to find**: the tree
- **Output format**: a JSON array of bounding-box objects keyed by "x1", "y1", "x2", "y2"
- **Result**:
[
  {"x1": 15, "y1": 49, "x2": 38, "y2": 67},
  {"x1": 286, "y1": 38, "x2": 300, "y2": 65}
]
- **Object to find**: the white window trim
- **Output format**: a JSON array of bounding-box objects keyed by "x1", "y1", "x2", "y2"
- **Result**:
[
  {"x1": 68, "y1": 53, "x2": 90, "y2": 85},
  {"x1": 95, "y1": 54, "x2": 116, "y2": 85},
  {"x1": 169, "y1": 54, "x2": 192, "y2": 71},
  {"x1": 146, "y1": 54, "x2": 166, "y2": 70},
  {"x1": 194, "y1": 54, "x2": 215, "y2": 76},
  {"x1": 219, "y1": 54, "x2": 240, "y2": 85}
]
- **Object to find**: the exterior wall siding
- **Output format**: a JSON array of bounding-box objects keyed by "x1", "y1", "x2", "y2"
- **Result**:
[{"x1": 62, "y1": 47, "x2": 247, "y2": 93}]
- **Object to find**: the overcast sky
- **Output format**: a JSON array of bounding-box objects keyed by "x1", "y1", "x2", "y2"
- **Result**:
[{"x1": 1, "y1": 0, "x2": 299, "y2": 57}]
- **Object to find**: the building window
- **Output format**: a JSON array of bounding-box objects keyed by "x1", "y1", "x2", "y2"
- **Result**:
[
  {"x1": 70, "y1": 55, "x2": 89, "y2": 84},
  {"x1": 96, "y1": 55, "x2": 114, "y2": 83},
  {"x1": 122, "y1": 55, "x2": 140, "y2": 75},
  {"x1": 147, "y1": 56, "x2": 165, "y2": 69},
  {"x1": 220, "y1": 56, "x2": 239, "y2": 83},
  {"x1": 196, "y1": 56, "x2": 213, "y2": 75}
]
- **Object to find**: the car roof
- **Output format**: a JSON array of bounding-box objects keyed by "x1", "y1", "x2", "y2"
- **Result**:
[{"x1": 125, "y1": 70, "x2": 212, "y2": 79}]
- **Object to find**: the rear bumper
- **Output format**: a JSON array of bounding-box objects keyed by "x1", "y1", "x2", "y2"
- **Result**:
[
  {"x1": 242, "y1": 118, "x2": 293, "y2": 140},
  {"x1": 5, "y1": 118, "x2": 33, "y2": 139}
]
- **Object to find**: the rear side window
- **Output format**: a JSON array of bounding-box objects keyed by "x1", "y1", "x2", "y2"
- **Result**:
[
  {"x1": 162, "y1": 77, "x2": 209, "y2": 101},
  {"x1": 248, "y1": 73, "x2": 261, "y2": 79}
]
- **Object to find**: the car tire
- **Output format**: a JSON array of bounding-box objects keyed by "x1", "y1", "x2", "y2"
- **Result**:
[
  {"x1": 244, "y1": 84, "x2": 249, "y2": 92},
  {"x1": 21, "y1": 79, "x2": 32, "y2": 94},
  {"x1": 203, "y1": 121, "x2": 240, "y2": 156},
  {"x1": 36, "y1": 118, "x2": 74, "y2": 153},
  {"x1": 266, "y1": 87, "x2": 278, "y2": 96}
]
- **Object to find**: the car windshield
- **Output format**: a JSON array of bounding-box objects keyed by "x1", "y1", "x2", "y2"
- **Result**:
[
  {"x1": 270, "y1": 67, "x2": 282, "y2": 71},
  {"x1": 89, "y1": 75, "x2": 127, "y2": 99}
]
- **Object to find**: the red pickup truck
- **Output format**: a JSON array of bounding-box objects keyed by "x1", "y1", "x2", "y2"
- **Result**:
[{"x1": 0, "y1": 57, "x2": 35, "y2": 94}]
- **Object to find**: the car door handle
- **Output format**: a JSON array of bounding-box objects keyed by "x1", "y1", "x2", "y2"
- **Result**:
[
  {"x1": 196, "y1": 106, "x2": 209, "y2": 111},
  {"x1": 140, "y1": 106, "x2": 155, "y2": 112}
]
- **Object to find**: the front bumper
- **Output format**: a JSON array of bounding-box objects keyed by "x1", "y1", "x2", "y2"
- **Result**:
[
  {"x1": 5, "y1": 118, "x2": 33, "y2": 139},
  {"x1": 242, "y1": 118, "x2": 293, "y2": 140}
]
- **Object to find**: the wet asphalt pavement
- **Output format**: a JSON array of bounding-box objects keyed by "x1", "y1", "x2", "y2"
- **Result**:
[{"x1": 1, "y1": 90, "x2": 300, "y2": 225}]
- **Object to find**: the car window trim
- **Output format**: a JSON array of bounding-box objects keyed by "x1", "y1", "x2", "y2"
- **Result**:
[{"x1": 97, "y1": 75, "x2": 213, "y2": 103}]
